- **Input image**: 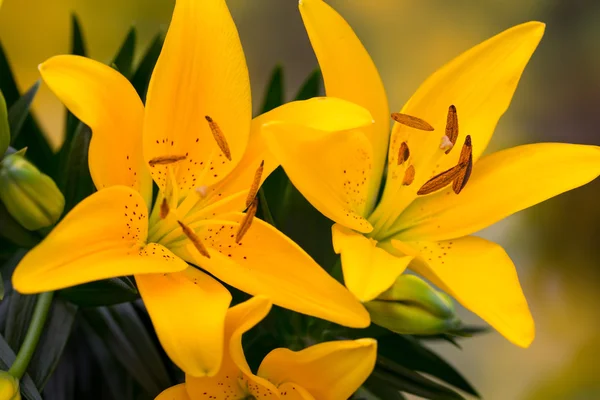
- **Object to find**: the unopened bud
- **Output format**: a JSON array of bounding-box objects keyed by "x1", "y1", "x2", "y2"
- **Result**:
[
  {"x1": 0, "y1": 371, "x2": 20, "y2": 400},
  {"x1": 0, "y1": 154, "x2": 64, "y2": 230},
  {"x1": 365, "y1": 275, "x2": 461, "y2": 335}
]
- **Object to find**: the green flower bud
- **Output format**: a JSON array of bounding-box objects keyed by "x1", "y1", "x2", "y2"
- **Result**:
[
  {"x1": 365, "y1": 275, "x2": 462, "y2": 335},
  {"x1": 0, "y1": 371, "x2": 20, "y2": 400},
  {"x1": 0, "y1": 154, "x2": 64, "y2": 230}
]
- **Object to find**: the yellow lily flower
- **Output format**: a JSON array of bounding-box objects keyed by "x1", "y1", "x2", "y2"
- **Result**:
[
  {"x1": 155, "y1": 297, "x2": 377, "y2": 400},
  {"x1": 11, "y1": 0, "x2": 371, "y2": 376},
  {"x1": 263, "y1": 0, "x2": 600, "y2": 348}
]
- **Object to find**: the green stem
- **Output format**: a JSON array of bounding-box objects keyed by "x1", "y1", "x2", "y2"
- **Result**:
[
  {"x1": 258, "y1": 188, "x2": 276, "y2": 227},
  {"x1": 8, "y1": 291, "x2": 54, "y2": 379}
]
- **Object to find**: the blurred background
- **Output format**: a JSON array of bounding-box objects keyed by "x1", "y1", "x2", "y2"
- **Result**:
[{"x1": 1, "y1": 0, "x2": 599, "y2": 398}]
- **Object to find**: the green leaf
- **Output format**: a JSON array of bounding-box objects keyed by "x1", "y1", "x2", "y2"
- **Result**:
[
  {"x1": 82, "y1": 303, "x2": 171, "y2": 396},
  {"x1": 261, "y1": 65, "x2": 284, "y2": 113},
  {"x1": 59, "y1": 277, "x2": 139, "y2": 307},
  {"x1": 378, "y1": 334, "x2": 479, "y2": 397},
  {"x1": 375, "y1": 357, "x2": 466, "y2": 400},
  {"x1": 131, "y1": 31, "x2": 165, "y2": 102},
  {"x1": 0, "y1": 42, "x2": 54, "y2": 175},
  {"x1": 112, "y1": 27, "x2": 136, "y2": 79},
  {"x1": 4, "y1": 292, "x2": 37, "y2": 350},
  {"x1": 59, "y1": 123, "x2": 96, "y2": 213},
  {"x1": 7, "y1": 81, "x2": 40, "y2": 143},
  {"x1": 0, "y1": 273, "x2": 4, "y2": 301},
  {"x1": 362, "y1": 374, "x2": 406, "y2": 399},
  {"x1": 0, "y1": 202, "x2": 40, "y2": 248},
  {"x1": 294, "y1": 69, "x2": 322, "y2": 100},
  {"x1": 0, "y1": 333, "x2": 42, "y2": 400},
  {"x1": 27, "y1": 298, "x2": 77, "y2": 390},
  {"x1": 0, "y1": 90, "x2": 9, "y2": 156}
]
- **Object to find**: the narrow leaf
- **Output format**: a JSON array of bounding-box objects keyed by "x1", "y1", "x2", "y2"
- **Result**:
[
  {"x1": 363, "y1": 374, "x2": 406, "y2": 400},
  {"x1": 8, "y1": 80, "x2": 40, "y2": 143},
  {"x1": 0, "y1": 202, "x2": 40, "y2": 249},
  {"x1": 112, "y1": 27, "x2": 136, "y2": 78},
  {"x1": 59, "y1": 277, "x2": 139, "y2": 307},
  {"x1": 0, "y1": 333, "x2": 42, "y2": 400},
  {"x1": 0, "y1": 90, "x2": 9, "y2": 155},
  {"x1": 4, "y1": 292, "x2": 37, "y2": 350},
  {"x1": 70, "y1": 14, "x2": 87, "y2": 57},
  {"x1": 294, "y1": 69, "x2": 322, "y2": 100},
  {"x1": 130, "y1": 31, "x2": 165, "y2": 102},
  {"x1": 260, "y1": 65, "x2": 284, "y2": 113}
]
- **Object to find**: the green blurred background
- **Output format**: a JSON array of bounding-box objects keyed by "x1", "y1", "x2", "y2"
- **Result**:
[{"x1": 1, "y1": 0, "x2": 599, "y2": 398}]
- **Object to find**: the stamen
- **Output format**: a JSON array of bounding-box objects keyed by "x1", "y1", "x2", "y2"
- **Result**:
[
  {"x1": 402, "y1": 165, "x2": 415, "y2": 186},
  {"x1": 246, "y1": 160, "x2": 264, "y2": 208},
  {"x1": 398, "y1": 142, "x2": 410, "y2": 165},
  {"x1": 236, "y1": 197, "x2": 258, "y2": 243},
  {"x1": 444, "y1": 105, "x2": 459, "y2": 154},
  {"x1": 205, "y1": 116, "x2": 232, "y2": 161},
  {"x1": 195, "y1": 185, "x2": 209, "y2": 198},
  {"x1": 439, "y1": 135, "x2": 454, "y2": 152},
  {"x1": 391, "y1": 112, "x2": 434, "y2": 131},
  {"x1": 148, "y1": 154, "x2": 187, "y2": 167},
  {"x1": 160, "y1": 198, "x2": 170, "y2": 219},
  {"x1": 452, "y1": 135, "x2": 473, "y2": 194},
  {"x1": 177, "y1": 221, "x2": 211, "y2": 258},
  {"x1": 417, "y1": 163, "x2": 464, "y2": 195}
]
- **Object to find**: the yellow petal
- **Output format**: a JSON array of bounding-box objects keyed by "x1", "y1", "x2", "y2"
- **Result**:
[
  {"x1": 39, "y1": 55, "x2": 151, "y2": 206},
  {"x1": 186, "y1": 297, "x2": 277, "y2": 399},
  {"x1": 391, "y1": 236, "x2": 534, "y2": 347},
  {"x1": 299, "y1": 0, "x2": 389, "y2": 214},
  {"x1": 143, "y1": 0, "x2": 251, "y2": 199},
  {"x1": 277, "y1": 384, "x2": 315, "y2": 400},
  {"x1": 155, "y1": 384, "x2": 190, "y2": 400},
  {"x1": 171, "y1": 216, "x2": 370, "y2": 328},
  {"x1": 12, "y1": 186, "x2": 186, "y2": 293},
  {"x1": 332, "y1": 224, "x2": 412, "y2": 302},
  {"x1": 263, "y1": 102, "x2": 374, "y2": 232},
  {"x1": 258, "y1": 338, "x2": 377, "y2": 400},
  {"x1": 136, "y1": 267, "x2": 231, "y2": 377},
  {"x1": 393, "y1": 143, "x2": 600, "y2": 242},
  {"x1": 372, "y1": 22, "x2": 545, "y2": 230}
]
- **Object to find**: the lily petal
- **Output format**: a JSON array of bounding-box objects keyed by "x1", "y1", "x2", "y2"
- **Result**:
[
  {"x1": 136, "y1": 266, "x2": 231, "y2": 377},
  {"x1": 186, "y1": 297, "x2": 276, "y2": 399},
  {"x1": 332, "y1": 224, "x2": 412, "y2": 302},
  {"x1": 258, "y1": 338, "x2": 377, "y2": 400},
  {"x1": 172, "y1": 216, "x2": 370, "y2": 328},
  {"x1": 155, "y1": 384, "x2": 190, "y2": 400},
  {"x1": 39, "y1": 55, "x2": 151, "y2": 206},
  {"x1": 373, "y1": 22, "x2": 545, "y2": 229},
  {"x1": 263, "y1": 103, "x2": 374, "y2": 232},
  {"x1": 393, "y1": 143, "x2": 600, "y2": 242},
  {"x1": 391, "y1": 236, "x2": 534, "y2": 347},
  {"x1": 13, "y1": 186, "x2": 186, "y2": 293},
  {"x1": 143, "y1": 0, "x2": 251, "y2": 198},
  {"x1": 299, "y1": 0, "x2": 389, "y2": 214}
]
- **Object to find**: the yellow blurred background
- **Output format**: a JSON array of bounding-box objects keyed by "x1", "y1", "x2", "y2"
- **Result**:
[{"x1": 2, "y1": 0, "x2": 600, "y2": 398}]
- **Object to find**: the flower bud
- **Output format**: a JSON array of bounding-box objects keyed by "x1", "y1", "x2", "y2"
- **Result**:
[
  {"x1": 0, "y1": 154, "x2": 64, "y2": 230},
  {"x1": 0, "y1": 371, "x2": 20, "y2": 400},
  {"x1": 365, "y1": 275, "x2": 461, "y2": 335}
]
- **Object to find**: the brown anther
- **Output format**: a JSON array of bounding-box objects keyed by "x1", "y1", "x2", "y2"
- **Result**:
[
  {"x1": 160, "y1": 198, "x2": 170, "y2": 219},
  {"x1": 398, "y1": 142, "x2": 410, "y2": 165},
  {"x1": 417, "y1": 163, "x2": 464, "y2": 195},
  {"x1": 452, "y1": 135, "x2": 473, "y2": 194},
  {"x1": 444, "y1": 105, "x2": 459, "y2": 154},
  {"x1": 402, "y1": 165, "x2": 415, "y2": 186},
  {"x1": 391, "y1": 112, "x2": 434, "y2": 131},
  {"x1": 177, "y1": 221, "x2": 211, "y2": 258},
  {"x1": 246, "y1": 160, "x2": 264, "y2": 208},
  {"x1": 205, "y1": 115, "x2": 232, "y2": 161},
  {"x1": 148, "y1": 154, "x2": 187, "y2": 167},
  {"x1": 236, "y1": 197, "x2": 258, "y2": 243}
]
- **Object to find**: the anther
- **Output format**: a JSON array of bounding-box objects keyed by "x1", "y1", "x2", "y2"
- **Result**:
[
  {"x1": 236, "y1": 197, "x2": 258, "y2": 243},
  {"x1": 452, "y1": 135, "x2": 473, "y2": 194},
  {"x1": 417, "y1": 163, "x2": 464, "y2": 195},
  {"x1": 148, "y1": 154, "x2": 187, "y2": 167},
  {"x1": 205, "y1": 116, "x2": 232, "y2": 161},
  {"x1": 160, "y1": 198, "x2": 170, "y2": 219},
  {"x1": 444, "y1": 105, "x2": 459, "y2": 154},
  {"x1": 391, "y1": 112, "x2": 434, "y2": 131},
  {"x1": 398, "y1": 142, "x2": 410, "y2": 165},
  {"x1": 402, "y1": 165, "x2": 415, "y2": 186},
  {"x1": 246, "y1": 160, "x2": 264, "y2": 208},
  {"x1": 177, "y1": 221, "x2": 211, "y2": 258}
]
